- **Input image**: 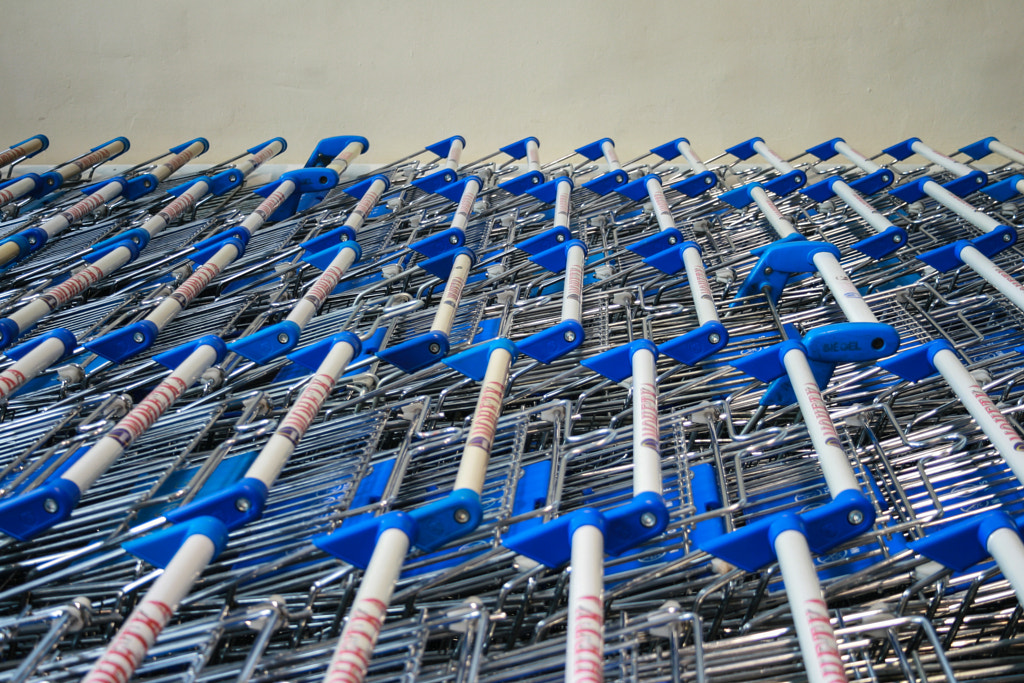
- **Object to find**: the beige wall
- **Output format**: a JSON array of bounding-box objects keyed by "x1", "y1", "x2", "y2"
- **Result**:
[{"x1": 2, "y1": 0, "x2": 1023, "y2": 167}]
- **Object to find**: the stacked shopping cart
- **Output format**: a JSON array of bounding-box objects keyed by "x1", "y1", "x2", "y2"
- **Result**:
[{"x1": 1, "y1": 129, "x2": 1024, "y2": 683}]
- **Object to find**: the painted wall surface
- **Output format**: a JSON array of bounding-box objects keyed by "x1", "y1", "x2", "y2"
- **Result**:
[{"x1": 1, "y1": 0, "x2": 1022, "y2": 166}]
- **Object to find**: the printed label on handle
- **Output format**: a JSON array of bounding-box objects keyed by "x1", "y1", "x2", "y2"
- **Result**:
[
  {"x1": 638, "y1": 382, "x2": 660, "y2": 453},
  {"x1": 83, "y1": 599, "x2": 173, "y2": 683},
  {"x1": 805, "y1": 598, "x2": 847, "y2": 683},
  {"x1": 60, "y1": 192, "x2": 109, "y2": 225},
  {"x1": 572, "y1": 595, "x2": 605, "y2": 683},
  {"x1": 970, "y1": 386, "x2": 1024, "y2": 452},
  {"x1": 168, "y1": 258, "x2": 224, "y2": 309},
  {"x1": 276, "y1": 372, "x2": 338, "y2": 445},
  {"x1": 0, "y1": 367, "x2": 28, "y2": 399},
  {"x1": 71, "y1": 145, "x2": 117, "y2": 173},
  {"x1": 466, "y1": 379, "x2": 506, "y2": 454},
  {"x1": 325, "y1": 597, "x2": 387, "y2": 683},
  {"x1": 566, "y1": 261, "x2": 583, "y2": 306},
  {"x1": 804, "y1": 383, "x2": 842, "y2": 449},
  {"x1": 105, "y1": 376, "x2": 190, "y2": 448}
]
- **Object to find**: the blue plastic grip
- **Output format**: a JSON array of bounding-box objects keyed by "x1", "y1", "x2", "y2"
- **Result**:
[
  {"x1": 517, "y1": 320, "x2": 584, "y2": 364},
  {"x1": 425, "y1": 136, "x2": 464, "y2": 159},
  {"x1": 443, "y1": 338, "x2": 518, "y2": 381},
  {"x1": 165, "y1": 477, "x2": 270, "y2": 530},
  {"x1": 877, "y1": 339, "x2": 953, "y2": 382},
  {"x1": 169, "y1": 137, "x2": 210, "y2": 156},
  {"x1": 910, "y1": 509, "x2": 1018, "y2": 571},
  {"x1": 582, "y1": 339, "x2": 658, "y2": 383},
  {"x1": 83, "y1": 320, "x2": 160, "y2": 363},
  {"x1": 123, "y1": 516, "x2": 229, "y2": 569},
  {"x1": 227, "y1": 320, "x2": 302, "y2": 365},
  {"x1": 499, "y1": 136, "x2": 539, "y2": 160},
  {"x1": 0, "y1": 477, "x2": 82, "y2": 541},
  {"x1": 4, "y1": 327, "x2": 77, "y2": 359},
  {"x1": 725, "y1": 137, "x2": 765, "y2": 161},
  {"x1": 288, "y1": 331, "x2": 362, "y2": 372},
  {"x1": 958, "y1": 137, "x2": 998, "y2": 161},
  {"x1": 658, "y1": 321, "x2": 730, "y2": 366},
  {"x1": 152, "y1": 335, "x2": 227, "y2": 370},
  {"x1": 407, "y1": 488, "x2": 484, "y2": 551},
  {"x1": 376, "y1": 331, "x2": 450, "y2": 374},
  {"x1": 313, "y1": 510, "x2": 416, "y2": 569},
  {"x1": 527, "y1": 176, "x2": 573, "y2": 205},
  {"x1": 575, "y1": 138, "x2": 615, "y2": 161}
]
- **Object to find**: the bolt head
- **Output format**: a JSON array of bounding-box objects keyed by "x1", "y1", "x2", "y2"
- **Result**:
[
  {"x1": 449, "y1": 234, "x2": 459, "y2": 244},
  {"x1": 708, "y1": 333, "x2": 721, "y2": 344},
  {"x1": 277, "y1": 332, "x2": 289, "y2": 344},
  {"x1": 1005, "y1": 233, "x2": 1013, "y2": 242},
  {"x1": 893, "y1": 234, "x2": 902, "y2": 243},
  {"x1": 847, "y1": 509, "x2": 864, "y2": 525},
  {"x1": 27, "y1": 236, "x2": 36, "y2": 245},
  {"x1": 428, "y1": 343, "x2": 441, "y2": 354},
  {"x1": 667, "y1": 236, "x2": 677, "y2": 245},
  {"x1": 235, "y1": 497, "x2": 251, "y2": 512},
  {"x1": 43, "y1": 498, "x2": 58, "y2": 513},
  {"x1": 132, "y1": 332, "x2": 145, "y2": 343},
  {"x1": 763, "y1": 266, "x2": 773, "y2": 276},
  {"x1": 640, "y1": 512, "x2": 658, "y2": 528},
  {"x1": 454, "y1": 508, "x2": 470, "y2": 523},
  {"x1": 563, "y1": 330, "x2": 576, "y2": 342},
  {"x1": 556, "y1": 234, "x2": 565, "y2": 242}
]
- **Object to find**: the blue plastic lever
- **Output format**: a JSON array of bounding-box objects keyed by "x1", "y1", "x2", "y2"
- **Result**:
[
  {"x1": 658, "y1": 321, "x2": 730, "y2": 366},
  {"x1": 253, "y1": 167, "x2": 340, "y2": 222},
  {"x1": 910, "y1": 509, "x2": 1019, "y2": 572},
  {"x1": 304, "y1": 135, "x2": 368, "y2": 168},
  {"x1": 123, "y1": 517, "x2": 229, "y2": 568},
  {"x1": 526, "y1": 176, "x2": 573, "y2": 205},
  {"x1": 443, "y1": 338, "x2": 518, "y2": 381},
  {"x1": 582, "y1": 339, "x2": 657, "y2": 383},
  {"x1": 227, "y1": 320, "x2": 303, "y2": 365},
  {"x1": 84, "y1": 320, "x2": 161, "y2": 363},
  {"x1": 516, "y1": 225, "x2": 572, "y2": 255},
  {"x1": 917, "y1": 226, "x2": 1018, "y2": 272},
  {"x1": 734, "y1": 237, "x2": 839, "y2": 304},
  {"x1": 876, "y1": 339, "x2": 952, "y2": 382},
  {"x1": 165, "y1": 477, "x2": 270, "y2": 530},
  {"x1": 984, "y1": 174, "x2": 1024, "y2": 202},
  {"x1": 959, "y1": 137, "x2": 998, "y2": 161}
]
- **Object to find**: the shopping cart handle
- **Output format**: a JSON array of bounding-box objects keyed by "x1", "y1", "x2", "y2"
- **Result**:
[
  {"x1": 287, "y1": 331, "x2": 362, "y2": 372},
  {"x1": 425, "y1": 135, "x2": 465, "y2": 159},
  {"x1": 301, "y1": 241, "x2": 362, "y2": 275},
  {"x1": 152, "y1": 335, "x2": 228, "y2": 370},
  {"x1": 725, "y1": 137, "x2": 765, "y2": 161},
  {"x1": 658, "y1": 321, "x2": 729, "y2": 366},
  {"x1": 0, "y1": 476, "x2": 82, "y2": 541},
  {"x1": 616, "y1": 174, "x2": 661, "y2": 202},
  {"x1": 805, "y1": 138, "x2": 846, "y2": 162},
  {"x1": 8, "y1": 134, "x2": 50, "y2": 159},
  {"x1": 434, "y1": 175, "x2": 483, "y2": 203},
  {"x1": 851, "y1": 227, "x2": 908, "y2": 260},
  {"x1": 582, "y1": 340, "x2": 658, "y2": 383},
  {"x1": 0, "y1": 226, "x2": 50, "y2": 264},
  {"x1": 526, "y1": 176, "x2": 574, "y2": 205},
  {"x1": 165, "y1": 477, "x2": 270, "y2": 530},
  {"x1": 670, "y1": 171, "x2": 718, "y2": 197},
  {"x1": 983, "y1": 174, "x2": 1024, "y2": 202},
  {"x1": 876, "y1": 339, "x2": 953, "y2": 382},
  {"x1": 84, "y1": 320, "x2": 160, "y2": 363},
  {"x1": 802, "y1": 322, "x2": 900, "y2": 362},
  {"x1": 910, "y1": 509, "x2": 1018, "y2": 572},
  {"x1": 735, "y1": 237, "x2": 839, "y2": 304},
  {"x1": 581, "y1": 170, "x2": 628, "y2": 195},
  {"x1": 415, "y1": 246, "x2": 473, "y2": 280},
  {"x1": 650, "y1": 137, "x2": 690, "y2": 161},
  {"x1": 718, "y1": 182, "x2": 760, "y2": 209},
  {"x1": 443, "y1": 338, "x2": 518, "y2": 381},
  {"x1": 890, "y1": 172, "x2": 987, "y2": 203},
  {"x1": 122, "y1": 517, "x2": 229, "y2": 569},
  {"x1": 575, "y1": 138, "x2": 616, "y2": 161},
  {"x1": 642, "y1": 240, "x2": 701, "y2": 275},
  {"x1": 762, "y1": 170, "x2": 806, "y2": 197},
  {"x1": 516, "y1": 225, "x2": 572, "y2": 256},
  {"x1": 299, "y1": 226, "x2": 357, "y2": 255},
  {"x1": 527, "y1": 239, "x2": 587, "y2": 273},
  {"x1": 498, "y1": 170, "x2": 544, "y2": 195},
  {"x1": 959, "y1": 137, "x2": 998, "y2": 161},
  {"x1": 228, "y1": 320, "x2": 302, "y2": 365},
  {"x1": 3, "y1": 327, "x2": 77, "y2": 360},
  {"x1": 377, "y1": 332, "x2": 450, "y2": 373},
  {"x1": 253, "y1": 168, "x2": 339, "y2": 222},
  {"x1": 120, "y1": 173, "x2": 162, "y2": 201},
  {"x1": 304, "y1": 135, "x2": 369, "y2": 168},
  {"x1": 517, "y1": 320, "x2": 585, "y2": 364},
  {"x1": 504, "y1": 493, "x2": 668, "y2": 568},
  {"x1": 410, "y1": 227, "x2": 466, "y2": 258},
  {"x1": 918, "y1": 228, "x2": 1019, "y2": 272},
  {"x1": 85, "y1": 227, "x2": 151, "y2": 260},
  {"x1": 187, "y1": 228, "x2": 250, "y2": 266},
  {"x1": 627, "y1": 228, "x2": 684, "y2": 259},
  {"x1": 883, "y1": 137, "x2": 922, "y2": 161},
  {"x1": 314, "y1": 510, "x2": 417, "y2": 569},
  {"x1": 411, "y1": 168, "x2": 460, "y2": 193},
  {"x1": 500, "y1": 136, "x2": 540, "y2": 161},
  {"x1": 698, "y1": 489, "x2": 875, "y2": 572}
]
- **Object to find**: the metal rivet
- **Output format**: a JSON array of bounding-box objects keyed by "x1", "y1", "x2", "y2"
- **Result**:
[
  {"x1": 1005, "y1": 233, "x2": 1013, "y2": 242},
  {"x1": 556, "y1": 234, "x2": 565, "y2": 242},
  {"x1": 668, "y1": 236, "x2": 677, "y2": 245},
  {"x1": 43, "y1": 498, "x2": 58, "y2": 513},
  {"x1": 133, "y1": 332, "x2": 145, "y2": 343},
  {"x1": 429, "y1": 343, "x2": 441, "y2": 354},
  {"x1": 27, "y1": 236, "x2": 36, "y2": 245},
  {"x1": 640, "y1": 512, "x2": 657, "y2": 528},
  {"x1": 564, "y1": 330, "x2": 576, "y2": 342},
  {"x1": 764, "y1": 266, "x2": 773, "y2": 276},
  {"x1": 708, "y1": 333, "x2": 721, "y2": 344},
  {"x1": 277, "y1": 333, "x2": 289, "y2": 344},
  {"x1": 706, "y1": 176, "x2": 713, "y2": 184},
  {"x1": 319, "y1": 176, "x2": 328, "y2": 184},
  {"x1": 454, "y1": 508, "x2": 470, "y2": 523},
  {"x1": 847, "y1": 509, "x2": 864, "y2": 525},
  {"x1": 449, "y1": 234, "x2": 459, "y2": 244},
  {"x1": 236, "y1": 497, "x2": 251, "y2": 512},
  {"x1": 893, "y1": 234, "x2": 902, "y2": 243}
]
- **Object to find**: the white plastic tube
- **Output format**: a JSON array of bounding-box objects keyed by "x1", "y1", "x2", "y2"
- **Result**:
[
  {"x1": 568, "y1": 523, "x2": 605, "y2": 683},
  {"x1": 39, "y1": 181, "x2": 126, "y2": 240},
  {"x1": 324, "y1": 527, "x2": 410, "y2": 683},
  {"x1": 931, "y1": 347, "x2": 1024, "y2": 485},
  {"x1": 284, "y1": 246, "x2": 359, "y2": 330},
  {"x1": 600, "y1": 140, "x2": 621, "y2": 171},
  {"x1": 150, "y1": 140, "x2": 207, "y2": 183},
  {"x1": 645, "y1": 177, "x2": 676, "y2": 233},
  {"x1": 524, "y1": 138, "x2": 541, "y2": 173},
  {"x1": 326, "y1": 140, "x2": 367, "y2": 176},
  {"x1": 0, "y1": 176, "x2": 41, "y2": 207},
  {"x1": 958, "y1": 245, "x2": 1024, "y2": 312},
  {"x1": 773, "y1": 529, "x2": 849, "y2": 683},
  {"x1": 62, "y1": 343, "x2": 221, "y2": 491},
  {"x1": 245, "y1": 340, "x2": 356, "y2": 487},
  {"x1": 829, "y1": 180, "x2": 897, "y2": 237},
  {"x1": 62, "y1": 138, "x2": 128, "y2": 179},
  {"x1": 782, "y1": 347, "x2": 860, "y2": 496},
  {"x1": 344, "y1": 178, "x2": 387, "y2": 232},
  {"x1": 232, "y1": 139, "x2": 286, "y2": 177},
  {"x1": 442, "y1": 138, "x2": 464, "y2": 172},
  {"x1": 831, "y1": 140, "x2": 881, "y2": 174},
  {"x1": 0, "y1": 336, "x2": 67, "y2": 400},
  {"x1": 630, "y1": 346, "x2": 662, "y2": 496},
  {"x1": 452, "y1": 347, "x2": 513, "y2": 494},
  {"x1": 0, "y1": 137, "x2": 46, "y2": 169},
  {"x1": 752, "y1": 139, "x2": 797, "y2": 175},
  {"x1": 749, "y1": 186, "x2": 799, "y2": 239},
  {"x1": 561, "y1": 244, "x2": 585, "y2": 324},
  {"x1": 920, "y1": 180, "x2": 1002, "y2": 234},
  {"x1": 674, "y1": 139, "x2": 708, "y2": 174},
  {"x1": 810, "y1": 251, "x2": 879, "y2": 325},
  {"x1": 429, "y1": 253, "x2": 473, "y2": 336},
  {"x1": 83, "y1": 533, "x2": 217, "y2": 683},
  {"x1": 450, "y1": 178, "x2": 482, "y2": 233},
  {"x1": 145, "y1": 180, "x2": 211, "y2": 238},
  {"x1": 987, "y1": 140, "x2": 1024, "y2": 167},
  {"x1": 987, "y1": 526, "x2": 1024, "y2": 607},
  {"x1": 554, "y1": 179, "x2": 572, "y2": 231},
  {"x1": 909, "y1": 140, "x2": 974, "y2": 178},
  {"x1": 682, "y1": 245, "x2": 719, "y2": 327}
]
